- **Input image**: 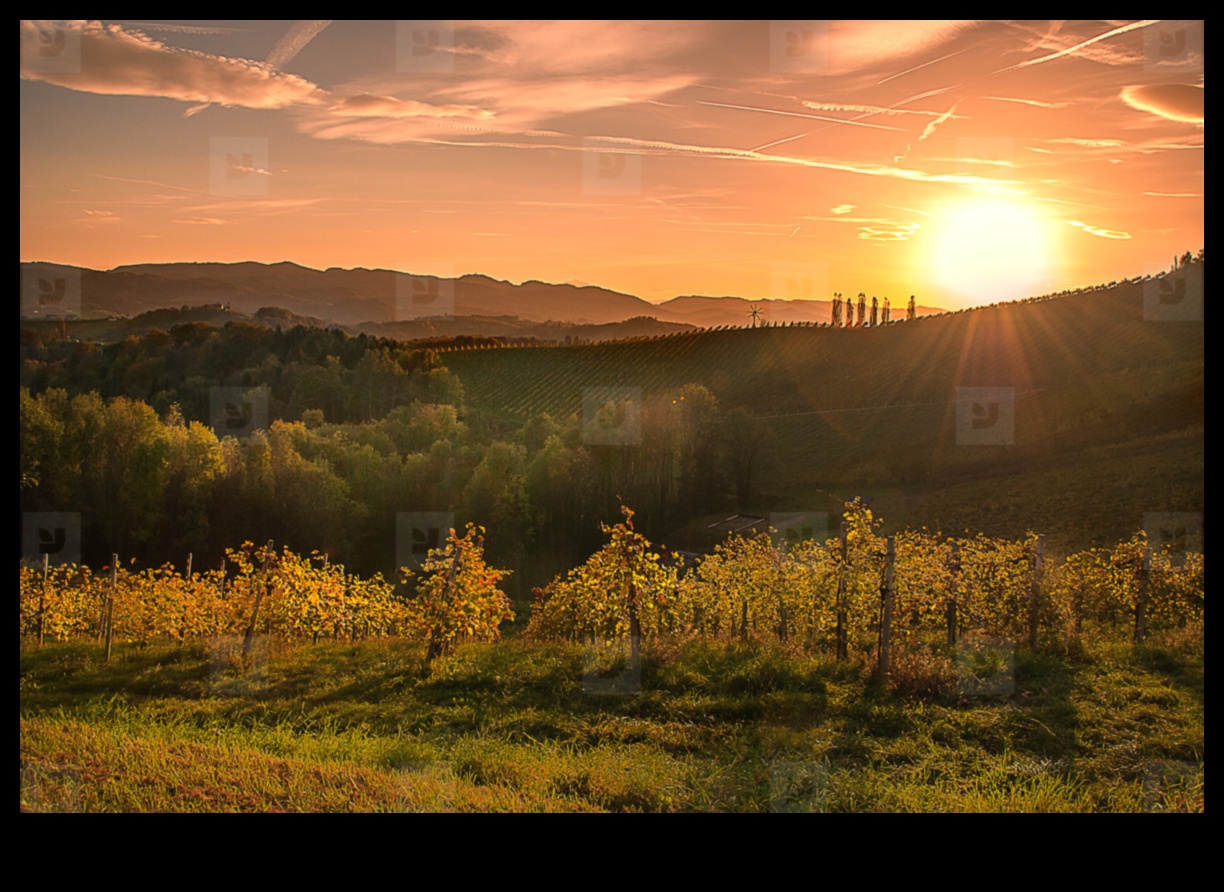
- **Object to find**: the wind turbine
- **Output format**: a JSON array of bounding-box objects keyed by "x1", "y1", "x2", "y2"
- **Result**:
[{"x1": 749, "y1": 303, "x2": 763, "y2": 328}]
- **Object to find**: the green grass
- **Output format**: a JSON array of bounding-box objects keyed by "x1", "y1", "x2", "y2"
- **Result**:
[{"x1": 20, "y1": 630, "x2": 1203, "y2": 812}]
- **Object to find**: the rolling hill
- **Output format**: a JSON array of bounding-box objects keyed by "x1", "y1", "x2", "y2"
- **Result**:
[
  {"x1": 18, "y1": 260, "x2": 943, "y2": 331},
  {"x1": 442, "y1": 263, "x2": 1204, "y2": 551}
]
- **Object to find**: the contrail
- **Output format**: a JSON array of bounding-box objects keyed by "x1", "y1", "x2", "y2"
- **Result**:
[
  {"x1": 878, "y1": 48, "x2": 967, "y2": 84},
  {"x1": 115, "y1": 22, "x2": 251, "y2": 35},
  {"x1": 267, "y1": 20, "x2": 332, "y2": 69},
  {"x1": 697, "y1": 100, "x2": 907, "y2": 132},
  {"x1": 749, "y1": 133, "x2": 809, "y2": 153},
  {"x1": 993, "y1": 19, "x2": 1160, "y2": 74}
]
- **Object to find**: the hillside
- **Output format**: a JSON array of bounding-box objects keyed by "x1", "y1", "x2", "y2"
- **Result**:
[{"x1": 443, "y1": 264, "x2": 1204, "y2": 550}]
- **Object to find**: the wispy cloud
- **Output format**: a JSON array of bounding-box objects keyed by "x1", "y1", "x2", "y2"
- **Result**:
[
  {"x1": 267, "y1": 20, "x2": 331, "y2": 69},
  {"x1": 21, "y1": 21, "x2": 326, "y2": 109},
  {"x1": 329, "y1": 93, "x2": 490, "y2": 120},
  {"x1": 696, "y1": 100, "x2": 906, "y2": 131},
  {"x1": 111, "y1": 22, "x2": 252, "y2": 35},
  {"x1": 995, "y1": 20, "x2": 1160, "y2": 73},
  {"x1": 1043, "y1": 137, "x2": 1129, "y2": 148},
  {"x1": 801, "y1": 99, "x2": 956, "y2": 118},
  {"x1": 1120, "y1": 84, "x2": 1203, "y2": 123},
  {"x1": 819, "y1": 20, "x2": 977, "y2": 75},
  {"x1": 982, "y1": 95, "x2": 1071, "y2": 109},
  {"x1": 830, "y1": 204, "x2": 855, "y2": 214},
  {"x1": 877, "y1": 48, "x2": 967, "y2": 84},
  {"x1": 748, "y1": 133, "x2": 808, "y2": 153},
  {"x1": 1067, "y1": 219, "x2": 1131, "y2": 239},
  {"x1": 883, "y1": 204, "x2": 936, "y2": 218},
  {"x1": 858, "y1": 222, "x2": 921, "y2": 242}
]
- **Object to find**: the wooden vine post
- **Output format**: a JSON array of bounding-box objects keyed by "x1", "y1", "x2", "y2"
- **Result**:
[
  {"x1": 38, "y1": 553, "x2": 49, "y2": 646},
  {"x1": 875, "y1": 536, "x2": 896, "y2": 682},
  {"x1": 835, "y1": 520, "x2": 848, "y2": 661},
  {"x1": 1134, "y1": 544, "x2": 1151, "y2": 645},
  {"x1": 104, "y1": 554, "x2": 117, "y2": 662},
  {"x1": 946, "y1": 540, "x2": 961, "y2": 647},
  {"x1": 242, "y1": 540, "x2": 275, "y2": 658},
  {"x1": 1028, "y1": 535, "x2": 1044, "y2": 651}
]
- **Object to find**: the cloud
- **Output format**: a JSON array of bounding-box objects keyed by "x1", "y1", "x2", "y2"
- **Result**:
[
  {"x1": 329, "y1": 93, "x2": 491, "y2": 120},
  {"x1": 20, "y1": 20, "x2": 325, "y2": 109},
  {"x1": 266, "y1": 20, "x2": 331, "y2": 69},
  {"x1": 995, "y1": 20, "x2": 1159, "y2": 73},
  {"x1": 1044, "y1": 137, "x2": 1129, "y2": 148},
  {"x1": 981, "y1": 96, "x2": 1071, "y2": 109},
  {"x1": 111, "y1": 22, "x2": 252, "y2": 36},
  {"x1": 1067, "y1": 220, "x2": 1131, "y2": 239},
  {"x1": 830, "y1": 204, "x2": 855, "y2": 214},
  {"x1": 801, "y1": 99, "x2": 957, "y2": 118},
  {"x1": 697, "y1": 100, "x2": 905, "y2": 131},
  {"x1": 1120, "y1": 84, "x2": 1203, "y2": 123},
  {"x1": 877, "y1": 49, "x2": 968, "y2": 84},
  {"x1": 79, "y1": 209, "x2": 120, "y2": 225},
  {"x1": 858, "y1": 222, "x2": 921, "y2": 242},
  {"x1": 172, "y1": 217, "x2": 228, "y2": 225},
  {"x1": 470, "y1": 20, "x2": 704, "y2": 76},
  {"x1": 883, "y1": 204, "x2": 936, "y2": 218},
  {"x1": 820, "y1": 20, "x2": 977, "y2": 75}
]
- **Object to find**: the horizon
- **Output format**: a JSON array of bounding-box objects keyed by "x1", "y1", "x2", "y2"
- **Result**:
[{"x1": 21, "y1": 20, "x2": 1203, "y2": 311}]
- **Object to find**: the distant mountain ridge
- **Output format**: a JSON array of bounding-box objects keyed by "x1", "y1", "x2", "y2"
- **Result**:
[{"x1": 19, "y1": 260, "x2": 943, "y2": 331}]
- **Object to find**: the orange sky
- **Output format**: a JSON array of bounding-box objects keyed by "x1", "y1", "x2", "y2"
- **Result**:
[{"x1": 20, "y1": 20, "x2": 1204, "y2": 310}]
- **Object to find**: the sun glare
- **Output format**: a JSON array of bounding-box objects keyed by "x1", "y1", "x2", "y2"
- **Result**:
[{"x1": 926, "y1": 199, "x2": 1055, "y2": 305}]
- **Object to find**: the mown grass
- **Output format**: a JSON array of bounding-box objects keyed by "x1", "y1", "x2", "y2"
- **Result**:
[{"x1": 19, "y1": 628, "x2": 1203, "y2": 812}]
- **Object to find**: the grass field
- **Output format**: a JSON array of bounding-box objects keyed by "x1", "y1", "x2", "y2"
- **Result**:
[{"x1": 20, "y1": 629, "x2": 1203, "y2": 812}]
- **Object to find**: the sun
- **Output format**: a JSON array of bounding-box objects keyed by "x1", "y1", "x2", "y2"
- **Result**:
[{"x1": 925, "y1": 199, "x2": 1057, "y2": 305}]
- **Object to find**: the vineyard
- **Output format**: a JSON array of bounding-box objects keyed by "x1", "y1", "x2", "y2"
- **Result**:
[
  {"x1": 21, "y1": 503, "x2": 1203, "y2": 667},
  {"x1": 19, "y1": 525, "x2": 512, "y2": 660}
]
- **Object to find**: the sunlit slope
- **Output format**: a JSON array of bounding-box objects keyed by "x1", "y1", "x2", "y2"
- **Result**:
[
  {"x1": 446, "y1": 269, "x2": 1202, "y2": 547},
  {"x1": 446, "y1": 274, "x2": 1202, "y2": 470}
]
